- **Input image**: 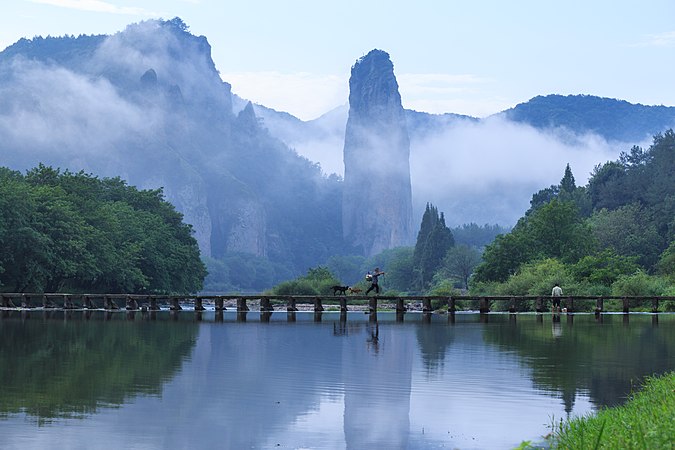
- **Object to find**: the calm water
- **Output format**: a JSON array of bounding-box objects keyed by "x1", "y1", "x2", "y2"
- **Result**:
[{"x1": 1, "y1": 309, "x2": 673, "y2": 449}]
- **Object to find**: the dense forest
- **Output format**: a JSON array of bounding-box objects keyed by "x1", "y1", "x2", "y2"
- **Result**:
[
  {"x1": 0, "y1": 165, "x2": 206, "y2": 294},
  {"x1": 470, "y1": 130, "x2": 675, "y2": 302}
]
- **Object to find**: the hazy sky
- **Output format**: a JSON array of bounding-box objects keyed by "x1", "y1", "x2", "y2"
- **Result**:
[{"x1": 2, "y1": 0, "x2": 675, "y2": 120}]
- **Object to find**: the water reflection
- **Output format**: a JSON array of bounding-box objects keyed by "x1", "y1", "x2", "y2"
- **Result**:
[{"x1": 0, "y1": 311, "x2": 672, "y2": 449}]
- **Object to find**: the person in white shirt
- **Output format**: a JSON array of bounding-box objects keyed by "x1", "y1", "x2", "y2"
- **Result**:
[{"x1": 551, "y1": 283, "x2": 563, "y2": 313}]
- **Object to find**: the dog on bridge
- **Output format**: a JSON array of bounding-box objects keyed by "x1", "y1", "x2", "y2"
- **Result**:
[
  {"x1": 348, "y1": 287, "x2": 363, "y2": 294},
  {"x1": 331, "y1": 285, "x2": 349, "y2": 295}
]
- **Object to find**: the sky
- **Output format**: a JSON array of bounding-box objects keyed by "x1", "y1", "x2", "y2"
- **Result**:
[{"x1": 2, "y1": 0, "x2": 675, "y2": 121}]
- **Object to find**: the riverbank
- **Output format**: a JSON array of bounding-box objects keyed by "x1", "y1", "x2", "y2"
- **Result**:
[{"x1": 526, "y1": 371, "x2": 674, "y2": 449}]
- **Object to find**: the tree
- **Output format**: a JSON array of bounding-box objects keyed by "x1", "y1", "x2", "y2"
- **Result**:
[
  {"x1": 440, "y1": 244, "x2": 482, "y2": 289},
  {"x1": 412, "y1": 204, "x2": 454, "y2": 290}
]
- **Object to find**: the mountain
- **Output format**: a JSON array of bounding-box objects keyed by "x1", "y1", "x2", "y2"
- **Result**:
[
  {"x1": 341, "y1": 49, "x2": 414, "y2": 256},
  {"x1": 502, "y1": 94, "x2": 675, "y2": 143},
  {"x1": 0, "y1": 18, "x2": 343, "y2": 289}
]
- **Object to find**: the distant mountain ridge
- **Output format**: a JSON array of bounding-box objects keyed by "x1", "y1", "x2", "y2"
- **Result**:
[{"x1": 501, "y1": 94, "x2": 675, "y2": 142}]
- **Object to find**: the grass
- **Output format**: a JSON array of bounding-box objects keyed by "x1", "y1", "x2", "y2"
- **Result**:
[{"x1": 536, "y1": 372, "x2": 675, "y2": 449}]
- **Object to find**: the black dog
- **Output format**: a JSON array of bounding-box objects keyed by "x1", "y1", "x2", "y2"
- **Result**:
[{"x1": 331, "y1": 285, "x2": 349, "y2": 295}]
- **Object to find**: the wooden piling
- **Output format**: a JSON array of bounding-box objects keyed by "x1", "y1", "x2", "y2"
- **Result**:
[
  {"x1": 215, "y1": 297, "x2": 225, "y2": 311},
  {"x1": 479, "y1": 297, "x2": 490, "y2": 314},
  {"x1": 368, "y1": 297, "x2": 377, "y2": 313},
  {"x1": 260, "y1": 297, "x2": 273, "y2": 312},
  {"x1": 595, "y1": 297, "x2": 604, "y2": 313},
  {"x1": 566, "y1": 296, "x2": 574, "y2": 313},
  {"x1": 508, "y1": 297, "x2": 516, "y2": 313},
  {"x1": 395, "y1": 298, "x2": 406, "y2": 313},
  {"x1": 195, "y1": 297, "x2": 206, "y2": 311},
  {"x1": 126, "y1": 295, "x2": 139, "y2": 310},
  {"x1": 287, "y1": 297, "x2": 298, "y2": 312},
  {"x1": 170, "y1": 298, "x2": 182, "y2": 311},
  {"x1": 447, "y1": 296, "x2": 456, "y2": 314},
  {"x1": 535, "y1": 296, "x2": 543, "y2": 313},
  {"x1": 622, "y1": 297, "x2": 630, "y2": 313},
  {"x1": 21, "y1": 294, "x2": 30, "y2": 308},
  {"x1": 422, "y1": 298, "x2": 432, "y2": 313},
  {"x1": 149, "y1": 296, "x2": 160, "y2": 311},
  {"x1": 313, "y1": 297, "x2": 324, "y2": 312},
  {"x1": 83, "y1": 295, "x2": 95, "y2": 309},
  {"x1": 236, "y1": 298, "x2": 248, "y2": 312},
  {"x1": 651, "y1": 297, "x2": 659, "y2": 313},
  {"x1": 339, "y1": 297, "x2": 348, "y2": 312}
]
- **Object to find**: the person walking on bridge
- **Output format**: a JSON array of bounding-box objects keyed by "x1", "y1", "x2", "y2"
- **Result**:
[{"x1": 365, "y1": 267, "x2": 385, "y2": 295}]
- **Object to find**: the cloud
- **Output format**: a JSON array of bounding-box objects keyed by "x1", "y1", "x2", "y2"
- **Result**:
[
  {"x1": 221, "y1": 71, "x2": 348, "y2": 121},
  {"x1": 631, "y1": 31, "x2": 675, "y2": 47},
  {"x1": 409, "y1": 116, "x2": 623, "y2": 225},
  {"x1": 26, "y1": 0, "x2": 161, "y2": 16}
]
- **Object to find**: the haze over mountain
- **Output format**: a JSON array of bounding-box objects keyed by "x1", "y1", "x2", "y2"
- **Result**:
[{"x1": 2, "y1": 17, "x2": 675, "y2": 289}]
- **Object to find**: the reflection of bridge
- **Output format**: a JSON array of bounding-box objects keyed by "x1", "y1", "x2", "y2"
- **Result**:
[{"x1": 1, "y1": 293, "x2": 673, "y2": 313}]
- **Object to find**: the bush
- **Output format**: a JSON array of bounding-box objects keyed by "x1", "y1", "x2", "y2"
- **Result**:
[{"x1": 611, "y1": 271, "x2": 669, "y2": 296}]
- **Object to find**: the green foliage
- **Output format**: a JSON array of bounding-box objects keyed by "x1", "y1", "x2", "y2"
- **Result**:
[
  {"x1": 0, "y1": 165, "x2": 206, "y2": 294},
  {"x1": 611, "y1": 271, "x2": 670, "y2": 297},
  {"x1": 489, "y1": 258, "x2": 572, "y2": 296},
  {"x1": 413, "y1": 204, "x2": 455, "y2": 290},
  {"x1": 656, "y1": 240, "x2": 675, "y2": 278},
  {"x1": 550, "y1": 372, "x2": 675, "y2": 450},
  {"x1": 588, "y1": 204, "x2": 664, "y2": 269},
  {"x1": 450, "y1": 222, "x2": 509, "y2": 249},
  {"x1": 268, "y1": 266, "x2": 341, "y2": 295},
  {"x1": 570, "y1": 250, "x2": 639, "y2": 287},
  {"x1": 438, "y1": 244, "x2": 482, "y2": 289}
]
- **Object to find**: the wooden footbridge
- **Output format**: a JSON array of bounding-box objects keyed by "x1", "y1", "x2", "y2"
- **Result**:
[{"x1": 0, "y1": 293, "x2": 672, "y2": 314}]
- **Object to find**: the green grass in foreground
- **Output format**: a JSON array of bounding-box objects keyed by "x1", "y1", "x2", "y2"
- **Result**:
[{"x1": 519, "y1": 371, "x2": 675, "y2": 449}]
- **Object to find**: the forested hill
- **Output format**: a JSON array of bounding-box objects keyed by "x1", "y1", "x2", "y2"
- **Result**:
[{"x1": 502, "y1": 94, "x2": 675, "y2": 142}]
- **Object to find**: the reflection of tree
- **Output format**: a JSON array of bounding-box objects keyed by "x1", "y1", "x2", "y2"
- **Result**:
[
  {"x1": 0, "y1": 311, "x2": 198, "y2": 421},
  {"x1": 415, "y1": 322, "x2": 455, "y2": 372},
  {"x1": 482, "y1": 314, "x2": 675, "y2": 410}
]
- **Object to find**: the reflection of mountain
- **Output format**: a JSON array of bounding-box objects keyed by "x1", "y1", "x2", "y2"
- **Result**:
[
  {"x1": 482, "y1": 314, "x2": 675, "y2": 411},
  {"x1": 0, "y1": 311, "x2": 198, "y2": 421}
]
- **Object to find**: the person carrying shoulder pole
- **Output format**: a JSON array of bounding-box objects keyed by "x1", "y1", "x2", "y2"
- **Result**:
[{"x1": 365, "y1": 267, "x2": 385, "y2": 295}]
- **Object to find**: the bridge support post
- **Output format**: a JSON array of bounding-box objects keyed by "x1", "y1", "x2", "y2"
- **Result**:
[
  {"x1": 339, "y1": 297, "x2": 347, "y2": 312},
  {"x1": 236, "y1": 298, "x2": 248, "y2": 312},
  {"x1": 21, "y1": 294, "x2": 30, "y2": 308},
  {"x1": 447, "y1": 296, "x2": 456, "y2": 314},
  {"x1": 260, "y1": 298, "x2": 273, "y2": 312},
  {"x1": 368, "y1": 297, "x2": 377, "y2": 313},
  {"x1": 651, "y1": 297, "x2": 659, "y2": 313},
  {"x1": 170, "y1": 298, "x2": 182, "y2": 311},
  {"x1": 595, "y1": 297, "x2": 604, "y2": 314},
  {"x1": 422, "y1": 298, "x2": 432, "y2": 313},
  {"x1": 479, "y1": 297, "x2": 490, "y2": 314},
  {"x1": 63, "y1": 294, "x2": 75, "y2": 309},
  {"x1": 622, "y1": 297, "x2": 630, "y2": 313},
  {"x1": 508, "y1": 297, "x2": 516, "y2": 313},
  {"x1": 83, "y1": 295, "x2": 95, "y2": 309},
  {"x1": 104, "y1": 296, "x2": 120, "y2": 310},
  {"x1": 43, "y1": 295, "x2": 56, "y2": 309},
  {"x1": 149, "y1": 296, "x2": 160, "y2": 310},
  {"x1": 126, "y1": 295, "x2": 139, "y2": 310},
  {"x1": 195, "y1": 297, "x2": 206, "y2": 311},
  {"x1": 535, "y1": 296, "x2": 543, "y2": 313},
  {"x1": 215, "y1": 298, "x2": 225, "y2": 311},
  {"x1": 395, "y1": 298, "x2": 406, "y2": 313},
  {"x1": 287, "y1": 297, "x2": 298, "y2": 312},
  {"x1": 566, "y1": 296, "x2": 574, "y2": 313},
  {"x1": 313, "y1": 297, "x2": 324, "y2": 312}
]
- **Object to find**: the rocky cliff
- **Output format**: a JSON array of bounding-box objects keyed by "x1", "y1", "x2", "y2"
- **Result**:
[{"x1": 342, "y1": 49, "x2": 414, "y2": 256}]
